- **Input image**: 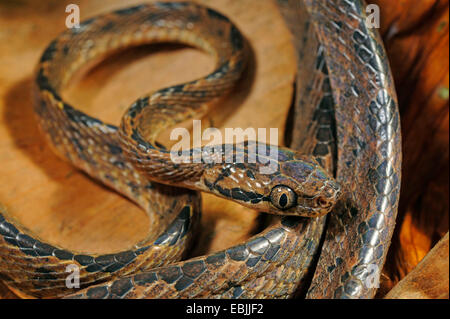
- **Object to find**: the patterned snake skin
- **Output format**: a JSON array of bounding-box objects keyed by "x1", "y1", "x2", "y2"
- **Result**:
[
  {"x1": 0, "y1": 0, "x2": 401, "y2": 299},
  {"x1": 279, "y1": 0, "x2": 401, "y2": 298}
]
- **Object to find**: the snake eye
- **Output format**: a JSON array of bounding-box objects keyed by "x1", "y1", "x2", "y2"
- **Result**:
[{"x1": 269, "y1": 185, "x2": 297, "y2": 210}]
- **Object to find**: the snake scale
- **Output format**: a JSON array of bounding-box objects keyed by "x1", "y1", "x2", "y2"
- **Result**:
[{"x1": 0, "y1": 0, "x2": 401, "y2": 299}]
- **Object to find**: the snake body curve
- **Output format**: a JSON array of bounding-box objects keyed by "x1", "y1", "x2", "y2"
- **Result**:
[
  {"x1": 0, "y1": 0, "x2": 401, "y2": 299},
  {"x1": 303, "y1": 0, "x2": 401, "y2": 299},
  {"x1": 278, "y1": 0, "x2": 402, "y2": 298},
  {"x1": 0, "y1": 2, "x2": 341, "y2": 298}
]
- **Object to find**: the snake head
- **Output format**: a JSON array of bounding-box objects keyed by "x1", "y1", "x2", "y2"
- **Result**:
[
  {"x1": 200, "y1": 146, "x2": 341, "y2": 217},
  {"x1": 271, "y1": 153, "x2": 341, "y2": 217}
]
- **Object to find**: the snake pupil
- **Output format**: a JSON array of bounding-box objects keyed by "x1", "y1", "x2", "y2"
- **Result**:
[
  {"x1": 279, "y1": 194, "x2": 288, "y2": 207},
  {"x1": 269, "y1": 185, "x2": 297, "y2": 210}
]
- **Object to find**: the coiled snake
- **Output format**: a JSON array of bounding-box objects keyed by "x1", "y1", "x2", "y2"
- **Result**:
[{"x1": 0, "y1": 0, "x2": 401, "y2": 299}]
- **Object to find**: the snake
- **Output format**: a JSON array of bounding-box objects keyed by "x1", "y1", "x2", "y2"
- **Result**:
[
  {"x1": 278, "y1": 0, "x2": 402, "y2": 298},
  {"x1": 0, "y1": 0, "x2": 401, "y2": 299}
]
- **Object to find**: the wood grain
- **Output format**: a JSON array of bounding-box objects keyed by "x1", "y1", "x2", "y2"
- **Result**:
[{"x1": 385, "y1": 232, "x2": 449, "y2": 299}]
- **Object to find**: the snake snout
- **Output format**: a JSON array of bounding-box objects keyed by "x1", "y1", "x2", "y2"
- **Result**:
[{"x1": 321, "y1": 180, "x2": 341, "y2": 208}]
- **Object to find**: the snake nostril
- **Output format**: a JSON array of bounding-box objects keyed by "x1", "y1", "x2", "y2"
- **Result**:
[{"x1": 316, "y1": 197, "x2": 329, "y2": 208}]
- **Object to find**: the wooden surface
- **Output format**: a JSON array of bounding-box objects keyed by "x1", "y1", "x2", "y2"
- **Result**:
[
  {"x1": 0, "y1": 0, "x2": 448, "y2": 299},
  {"x1": 385, "y1": 232, "x2": 449, "y2": 299},
  {"x1": 0, "y1": 0, "x2": 295, "y2": 298}
]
